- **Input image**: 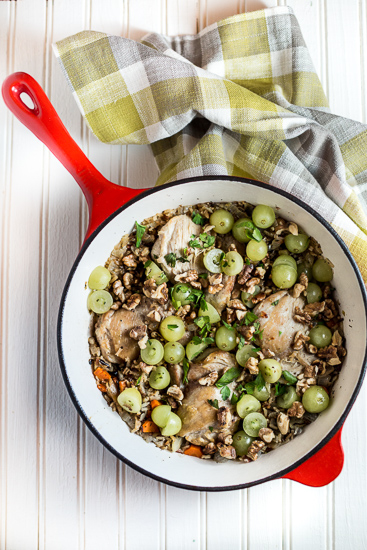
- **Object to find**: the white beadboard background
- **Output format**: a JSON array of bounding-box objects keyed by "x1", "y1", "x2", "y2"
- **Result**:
[{"x1": 0, "y1": 1, "x2": 366, "y2": 549}]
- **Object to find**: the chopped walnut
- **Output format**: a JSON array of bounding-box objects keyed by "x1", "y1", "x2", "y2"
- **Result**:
[
  {"x1": 237, "y1": 264, "x2": 254, "y2": 284},
  {"x1": 245, "y1": 277, "x2": 261, "y2": 295},
  {"x1": 217, "y1": 432, "x2": 233, "y2": 445},
  {"x1": 304, "y1": 301, "x2": 325, "y2": 317},
  {"x1": 147, "y1": 310, "x2": 162, "y2": 323},
  {"x1": 238, "y1": 325, "x2": 255, "y2": 341},
  {"x1": 203, "y1": 442, "x2": 216, "y2": 455},
  {"x1": 150, "y1": 282, "x2": 169, "y2": 304},
  {"x1": 277, "y1": 412, "x2": 290, "y2": 435},
  {"x1": 288, "y1": 222, "x2": 298, "y2": 235},
  {"x1": 167, "y1": 396, "x2": 178, "y2": 409},
  {"x1": 110, "y1": 301, "x2": 122, "y2": 311},
  {"x1": 113, "y1": 280, "x2": 125, "y2": 302},
  {"x1": 122, "y1": 272, "x2": 133, "y2": 289},
  {"x1": 296, "y1": 377, "x2": 316, "y2": 395},
  {"x1": 246, "y1": 440, "x2": 265, "y2": 461},
  {"x1": 323, "y1": 299, "x2": 338, "y2": 320},
  {"x1": 167, "y1": 385, "x2": 184, "y2": 401},
  {"x1": 293, "y1": 273, "x2": 308, "y2": 298},
  {"x1": 143, "y1": 278, "x2": 157, "y2": 298},
  {"x1": 176, "y1": 305, "x2": 191, "y2": 318},
  {"x1": 217, "y1": 407, "x2": 232, "y2": 428},
  {"x1": 190, "y1": 280, "x2": 202, "y2": 290},
  {"x1": 235, "y1": 310, "x2": 247, "y2": 322},
  {"x1": 245, "y1": 356, "x2": 259, "y2": 375},
  {"x1": 254, "y1": 266, "x2": 266, "y2": 278},
  {"x1": 294, "y1": 307, "x2": 312, "y2": 325},
  {"x1": 225, "y1": 308, "x2": 236, "y2": 324},
  {"x1": 316, "y1": 345, "x2": 341, "y2": 365},
  {"x1": 217, "y1": 442, "x2": 236, "y2": 459},
  {"x1": 138, "y1": 335, "x2": 148, "y2": 350},
  {"x1": 332, "y1": 330, "x2": 343, "y2": 347},
  {"x1": 139, "y1": 361, "x2": 153, "y2": 375},
  {"x1": 198, "y1": 371, "x2": 218, "y2": 386},
  {"x1": 259, "y1": 428, "x2": 275, "y2": 444},
  {"x1": 122, "y1": 254, "x2": 138, "y2": 268},
  {"x1": 306, "y1": 343, "x2": 318, "y2": 355},
  {"x1": 293, "y1": 330, "x2": 310, "y2": 350},
  {"x1": 208, "y1": 273, "x2": 224, "y2": 294},
  {"x1": 228, "y1": 299, "x2": 247, "y2": 311},
  {"x1": 129, "y1": 325, "x2": 147, "y2": 340},
  {"x1": 124, "y1": 293, "x2": 141, "y2": 310},
  {"x1": 250, "y1": 292, "x2": 266, "y2": 305},
  {"x1": 287, "y1": 401, "x2": 305, "y2": 418},
  {"x1": 174, "y1": 270, "x2": 198, "y2": 283},
  {"x1": 303, "y1": 363, "x2": 316, "y2": 378}
]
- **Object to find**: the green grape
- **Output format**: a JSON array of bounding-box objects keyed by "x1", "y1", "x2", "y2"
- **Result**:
[
  {"x1": 209, "y1": 209, "x2": 234, "y2": 234},
  {"x1": 307, "y1": 282, "x2": 323, "y2": 304},
  {"x1": 259, "y1": 359, "x2": 282, "y2": 383},
  {"x1": 253, "y1": 383, "x2": 270, "y2": 402},
  {"x1": 140, "y1": 339, "x2": 164, "y2": 365},
  {"x1": 243, "y1": 412, "x2": 267, "y2": 437},
  {"x1": 232, "y1": 218, "x2": 253, "y2": 243},
  {"x1": 252, "y1": 205, "x2": 275, "y2": 229},
  {"x1": 145, "y1": 261, "x2": 168, "y2": 285},
  {"x1": 88, "y1": 266, "x2": 111, "y2": 290},
  {"x1": 276, "y1": 386, "x2": 299, "y2": 409},
  {"x1": 203, "y1": 248, "x2": 224, "y2": 273},
  {"x1": 297, "y1": 262, "x2": 313, "y2": 280},
  {"x1": 149, "y1": 366, "x2": 170, "y2": 389},
  {"x1": 186, "y1": 339, "x2": 208, "y2": 361},
  {"x1": 284, "y1": 234, "x2": 310, "y2": 254},
  {"x1": 87, "y1": 290, "x2": 113, "y2": 314},
  {"x1": 308, "y1": 325, "x2": 332, "y2": 348},
  {"x1": 241, "y1": 285, "x2": 260, "y2": 308},
  {"x1": 246, "y1": 239, "x2": 268, "y2": 262},
  {"x1": 198, "y1": 302, "x2": 220, "y2": 324},
  {"x1": 163, "y1": 342, "x2": 185, "y2": 364},
  {"x1": 151, "y1": 405, "x2": 171, "y2": 428},
  {"x1": 236, "y1": 394, "x2": 261, "y2": 418},
  {"x1": 312, "y1": 258, "x2": 333, "y2": 282},
  {"x1": 215, "y1": 326, "x2": 238, "y2": 351},
  {"x1": 302, "y1": 386, "x2": 330, "y2": 413},
  {"x1": 273, "y1": 255, "x2": 297, "y2": 271},
  {"x1": 161, "y1": 412, "x2": 182, "y2": 436},
  {"x1": 171, "y1": 283, "x2": 192, "y2": 307},
  {"x1": 221, "y1": 251, "x2": 244, "y2": 276},
  {"x1": 159, "y1": 316, "x2": 185, "y2": 342},
  {"x1": 236, "y1": 344, "x2": 258, "y2": 367},
  {"x1": 271, "y1": 264, "x2": 297, "y2": 289},
  {"x1": 117, "y1": 387, "x2": 142, "y2": 414},
  {"x1": 232, "y1": 431, "x2": 254, "y2": 456}
]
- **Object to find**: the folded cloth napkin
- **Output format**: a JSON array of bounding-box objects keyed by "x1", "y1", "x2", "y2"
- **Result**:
[{"x1": 54, "y1": 6, "x2": 367, "y2": 281}]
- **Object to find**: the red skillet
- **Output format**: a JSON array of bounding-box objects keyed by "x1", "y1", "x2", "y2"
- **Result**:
[{"x1": 2, "y1": 72, "x2": 345, "y2": 488}]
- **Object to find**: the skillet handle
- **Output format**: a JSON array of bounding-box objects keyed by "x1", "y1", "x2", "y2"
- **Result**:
[
  {"x1": 2, "y1": 72, "x2": 145, "y2": 232},
  {"x1": 282, "y1": 428, "x2": 344, "y2": 487}
]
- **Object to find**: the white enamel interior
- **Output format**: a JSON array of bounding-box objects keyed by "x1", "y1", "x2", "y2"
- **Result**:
[{"x1": 60, "y1": 179, "x2": 367, "y2": 489}]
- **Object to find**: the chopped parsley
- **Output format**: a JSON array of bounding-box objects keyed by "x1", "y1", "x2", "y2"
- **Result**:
[
  {"x1": 188, "y1": 232, "x2": 215, "y2": 249},
  {"x1": 208, "y1": 399, "x2": 219, "y2": 409},
  {"x1": 167, "y1": 324, "x2": 179, "y2": 330},
  {"x1": 198, "y1": 273, "x2": 208, "y2": 279},
  {"x1": 182, "y1": 358, "x2": 190, "y2": 384},
  {"x1": 238, "y1": 335, "x2": 246, "y2": 350},
  {"x1": 192, "y1": 335, "x2": 215, "y2": 345},
  {"x1": 282, "y1": 370, "x2": 298, "y2": 385},
  {"x1": 135, "y1": 375, "x2": 142, "y2": 385},
  {"x1": 144, "y1": 260, "x2": 152, "y2": 268},
  {"x1": 222, "y1": 320, "x2": 234, "y2": 330},
  {"x1": 279, "y1": 330, "x2": 283, "y2": 336},
  {"x1": 275, "y1": 382, "x2": 287, "y2": 397},
  {"x1": 135, "y1": 221, "x2": 146, "y2": 248},
  {"x1": 231, "y1": 392, "x2": 240, "y2": 405},
  {"x1": 272, "y1": 300, "x2": 279, "y2": 306},
  {"x1": 216, "y1": 367, "x2": 241, "y2": 388},
  {"x1": 245, "y1": 372, "x2": 265, "y2": 394},
  {"x1": 220, "y1": 386, "x2": 231, "y2": 401},
  {"x1": 164, "y1": 252, "x2": 189, "y2": 267},
  {"x1": 192, "y1": 211, "x2": 205, "y2": 225},
  {"x1": 194, "y1": 315, "x2": 211, "y2": 337},
  {"x1": 235, "y1": 219, "x2": 262, "y2": 241},
  {"x1": 244, "y1": 311, "x2": 258, "y2": 325},
  {"x1": 209, "y1": 426, "x2": 214, "y2": 432}
]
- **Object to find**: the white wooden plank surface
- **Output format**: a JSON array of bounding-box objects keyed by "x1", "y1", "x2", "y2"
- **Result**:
[{"x1": 0, "y1": 1, "x2": 366, "y2": 549}]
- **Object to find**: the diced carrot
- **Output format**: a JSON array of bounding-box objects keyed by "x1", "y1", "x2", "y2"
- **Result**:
[
  {"x1": 184, "y1": 445, "x2": 203, "y2": 458},
  {"x1": 97, "y1": 383, "x2": 107, "y2": 393},
  {"x1": 94, "y1": 367, "x2": 111, "y2": 381},
  {"x1": 119, "y1": 380, "x2": 127, "y2": 393},
  {"x1": 150, "y1": 399, "x2": 162, "y2": 409},
  {"x1": 142, "y1": 420, "x2": 159, "y2": 433}
]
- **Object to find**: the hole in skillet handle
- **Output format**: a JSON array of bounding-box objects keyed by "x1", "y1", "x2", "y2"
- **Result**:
[{"x1": 20, "y1": 91, "x2": 36, "y2": 110}]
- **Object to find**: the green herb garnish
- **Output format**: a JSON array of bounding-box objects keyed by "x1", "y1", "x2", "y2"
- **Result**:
[
  {"x1": 216, "y1": 367, "x2": 241, "y2": 388},
  {"x1": 209, "y1": 426, "x2": 214, "y2": 432},
  {"x1": 282, "y1": 370, "x2": 298, "y2": 385},
  {"x1": 135, "y1": 221, "x2": 146, "y2": 248},
  {"x1": 244, "y1": 311, "x2": 258, "y2": 325},
  {"x1": 222, "y1": 320, "x2": 234, "y2": 330},
  {"x1": 167, "y1": 324, "x2": 179, "y2": 330},
  {"x1": 192, "y1": 211, "x2": 205, "y2": 225},
  {"x1": 188, "y1": 232, "x2": 215, "y2": 249},
  {"x1": 183, "y1": 358, "x2": 190, "y2": 384},
  {"x1": 135, "y1": 375, "x2": 142, "y2": 385},
  {"x1": 208, "y1": 399, "x2": 219, "y2": 409},
  {"x1": 220, "y1": 386, "x2": 231, "y2": 401},
  {"x1": 279, "y1": 330, "x2": 282, "y2": 336},
  {"x1": 275, "y1": 382, "x2": 287, "y2": 396},
  {"x1": 272, "y1": 300, "x2": 279, "y2": 306}
]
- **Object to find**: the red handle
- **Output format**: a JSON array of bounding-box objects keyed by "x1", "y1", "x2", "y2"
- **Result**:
[
  {"x1": 282, "y1": 427, "x2": 344, "y2": 487},
  {"x1": 2, "y1": 72, "x2": 146, "y2": 237}
]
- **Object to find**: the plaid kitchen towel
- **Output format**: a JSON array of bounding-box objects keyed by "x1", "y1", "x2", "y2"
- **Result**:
[{"x1": 53, "y1": 6, "x2": 367, "y2": 282}]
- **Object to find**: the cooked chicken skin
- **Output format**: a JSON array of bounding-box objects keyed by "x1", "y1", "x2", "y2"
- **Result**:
[
  {"x1": 187, "y1": 350, "x2": 237, "y2": 382},
  {"x1": 205, "y1": 274, "x2": 236, "y2": 313},
  {"x1": 151, "y1": 215, "x2": 203, "y2": 280},
  {"x1": 253, "y1": 290, "x2": 306, "y2": 358}
]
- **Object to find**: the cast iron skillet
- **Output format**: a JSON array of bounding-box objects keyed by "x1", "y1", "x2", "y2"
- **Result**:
[{"x1": 3, "y1": 72, "x2": 367, "y2": 490}]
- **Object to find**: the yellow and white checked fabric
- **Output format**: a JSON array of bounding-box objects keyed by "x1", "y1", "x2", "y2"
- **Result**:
[{"x1": 54, "y1": 6, "x2": 367, "y2": 282}]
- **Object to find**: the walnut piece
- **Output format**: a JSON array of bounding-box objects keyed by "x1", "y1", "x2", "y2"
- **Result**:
[
  {"x1": 237, "y1": 264, "x2": 254, "y2": 284},
  {"x1": 217, "y1": 442, "x2": 236, "y2": 459},
  {"x1": 304, "y1": 301, "x2": 325, "y2": 317},
  {"x1": 150, "y1": 282, "x2": 169, "y2": 304},
  {"x1": 259, "y1": 427, "x2": 275, "y2": 444},
  {"x1": 124, "y1": 293, "x2": 141, "y2": 310},
  {"x1": 246, "y1": 440, "x2": 265, "y2": 461},
  {"x1": 245, "y1": 277, "x2": 261, "y2": 295},
  {"x1": 208, "y1": 273, "x2": 224, "y2": 294},
  {"x1": 122, "y1": 253, "x2": 138, "y2": 268},
  {"x1": 293, "y1": 330, "x2": 310, "y2": 350},
  {"x1": 143, "y1": 278, "x2": 157, "y2": 298},
  {"x1": 198, "y1": 371, "x2": 218, "y2": 386},
  {"x1": 147, "y1": 310, "x2": 162, "y2": 323},
  {"x1": 250, "y1": 292, "x2": 266, "y2": 305},
  {"x1": 228, "y1": 299, "x2": 247, "y2": 311},
  {"x1": 113, "y1": 280, "x2": 125, "y2": 302},
  {"x1": 122, "y1": 272, "x2": 133, "y2": 289},
  {"x1": 287, "y1": 401, "x2": 305, "y2": 418},
  {"x1": 167, "y1": 385, "x2": 184, "y2": 401},
  {"x1": 129, "y1": 325, "x2": 147, "y2": 340},
  {"x1": 217, "y1": 406, "x2": 232, "y2": 428},
  {"x1": 203, "y1": 442, "x2": 216, "y2": 455},
  {"x1": 277, "y1": 412, "x2": 290, "y2": 435},
  {"x1": 245, "y1": 356, "x2": 259, "y2": 375},
  {"x1": 174, "y1": 270, "x2": 198, "y2": 283},
  {"x1": 238, "y1": 325, "x2": 255, "y2": 341}
]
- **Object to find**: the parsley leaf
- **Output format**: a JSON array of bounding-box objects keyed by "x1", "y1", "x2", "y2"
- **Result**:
[
  {"x1": 282, "y1": 370, "x2": 298, "y2": 385},
  {"x1": 198, "y1": 273, "x2": 208, "y2": 279},
  {"x1": 135, "y1": 375, "x2": 142, "y2": 385},
  {"x1": 275, "y1": 382, "x2": 287, "y2": 397},
  {"x1": 144, "y1": 260, "x2": 152, "y2": 268},
  {"x1": 135, "y1": 221, "x2": 146, "y2": 248},
  {"x1": 231, "y1": 392, "x2": 239, "y2": 405},
  {"x1": 279, "y1": 330, "x2": 282, "y2": 336},
  {"x1": 244, "y1": 311, "x2": 258, "y2": 325},
  {"x1": 245, "y1": 372, "x2": 265, "y2": 394},
  {"x1": 192, "y1": 211, "x2": 205, "y2": 225},
  {"x1": 222, "y1": 320, "x2": 234, "y2": 330},
  {"x1": 208, "y1": 399, "x2": 219, "y2": 409},
  {"x1": 220, "y1": 386, "x2": 231, "y2": 401},
  {"x1": 251, "y1": 228, "x2": 263, "y2": 242},
  {"x1": 271, "y1": 300, "x2": 279, "y2": 306},
  {"x1": 167, "y1": 324, "x2": 178, "y2": 330},
  {"x1": 183, "y1": 358, "x2": 190, "y2": 384},
  {"x1": 194, "y1": 315, "x2": 211, "y2": 337},
  {"x1": 238, "y1": 335, "x2": 246, "y2": 350},
  {"x1": 209, "y1": 426, "x2": 214, "y2": 432},
  {"x1": 216, "y1": 367, "x2": 241, "y2": 387},
  {"x1": 188, "y1": 232, "x2": 215, "y2": 249},
  {"x1": 164, "y1": 252, "x2": 177, "y2": 267}
]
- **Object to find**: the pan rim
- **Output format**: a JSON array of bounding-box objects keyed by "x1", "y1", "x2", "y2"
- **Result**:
[{"x1": 57, "y1": 175, "x2": 367, "y2": 491}]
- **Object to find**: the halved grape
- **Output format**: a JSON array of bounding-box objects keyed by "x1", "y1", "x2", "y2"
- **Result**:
[
  {"x1": 203, "y1": 248, "x2": 224, "y2": 273},
  {"x1": 236, "y1": 344, "x2": 258, "y2": 367},
  {"x1": 171, "y1": 283, "x2": 192, "y2": 307},
  {"x1": 145, "y1": 261, "x2": 168, "y2": 285},
  {"x1": 246, "y1": 240, "x2": 268, "y2": 262},
  {"x1": 209, "y1": 209, "x2": 234, "y2": 234},
  {"x1": 164, "y1": 342, "x2": 185, "y2": 364},
  {"x1": 232, "y1": 218, "x2": 253, "y2": 243},
  {"x1": 312, "y1": 258, "x2": 333, "y2": 282},
  {"x1": 198, "y1": 302, "x2": 220, "y2": 324},
  {"x1": 117, "y1": 387, "x2": 142, "y2": 414},
  {"x1": 215, "y1": 326, "x2": 237, "y2": 351},
  {"x1": 241, "y1": 285, "x2": 260, "y2": 308},
  {"x1": 276, "y1": 386, "x2": 298, "y2": 409},
  {"x1": 273, "y1": 255, "x2": 297, "y2": 271},
  {"x1": 159, "y1": 316, "x2": 185, "y2": 342},
  {"x1": 186, "y1": 339, "x2": 208, "y2": 361},
  {"x1": 161, "y1": 412, "x2": 182, "y2": 436},
  {"x1": 302, "y1": 386, "x2": 330, "y2": 413},
  {"x1": 271, "y1": 264, "x2": 297, "y2": 289},
  {"x1": 259, "y1": 359, "x2": 282, "y2": 383},
  {"x1": 232, "y1": 431, "x2": 254, "y2": 456},
  {"x1": 297, "y1": 262, "x2": 312, "y2": 280},
  {"x1": 88, "y1": 266, "x2": 111, "y2": 290},
  {"x1": 87, "y1": 290, "x2": 113, "y2": 314},
  {"x1": 307, "y1": 282, "x2": 323, "y2": 304},
  {"x1": 252, "y1": 205, "x2": 275, "y2": 229},
  {"x1": 221, "y1": 251, "x2": 244, "y2": 276},
  {"x1": 284, "y1": 234, "x2": 310, "y2": 254},
  {"x1": 141, "y1": 339, "x2": 164, "y2": 365},
  {"x1": 151, "y1": 404, "x2": 171, "y2": 428},
  {"x1": 236, "y1": 394, "x2": 261, "y2": 418},
  {"x1": 253, "y1": 384, "x2": 270, "y2": 402},
  {"x1": 149, "y1": 366, "x2": 170, "y2": 389},
  {"x1": 308, "y1": 325, "x2": 332, "y2": 348},
  {"x1": 243, "y1": 412, "x2": 267, "y2": 437}
]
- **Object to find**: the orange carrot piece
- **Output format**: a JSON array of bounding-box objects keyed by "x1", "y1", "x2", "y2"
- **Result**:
[
  {"x1": 119, "y1": 380, "x2": 127, "y2": 393},
  {"x1": 94, "y1": 367, "x2": 111, "y2": 381},
  {"x1": 97, "y1": 383, "x2": 107, "y2": 393},
  {"x1": 150, "y1": 399, "x2": 162, "y2": 409},
  {"x1": 142, "y1": 420, "x2": 159, "y2": 433},
  {"x1": 184, "y1": 445, "x2": 203, "y2": 458}
]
